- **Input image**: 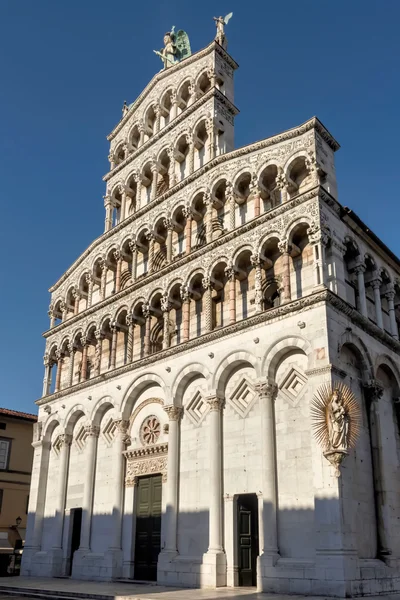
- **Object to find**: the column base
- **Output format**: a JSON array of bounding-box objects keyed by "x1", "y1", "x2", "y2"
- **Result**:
[
  {"x1": 201, "y1": 550, "x2": 227, "y2": 588},
  {"x1": 257, "y1": 551, "x2": 280, "y2": 592},
  {"x1": 20, "y1": 546, "x2": 40, "y2": 576},
  {"x1": 104, "y1": 548, "x2": 123, "y2": 580},
  {"x1": 48, "y1": 547, "x2": 64, "y2": 577}
]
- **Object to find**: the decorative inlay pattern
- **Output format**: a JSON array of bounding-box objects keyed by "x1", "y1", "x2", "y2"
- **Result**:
[{"x1": 278, "y1": 366, "x2": 308, "y2": 407}]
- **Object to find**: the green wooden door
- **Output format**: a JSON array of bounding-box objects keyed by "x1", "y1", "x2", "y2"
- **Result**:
[
  {"x1": 134, "y1": 474, "x2": 162, "y2": 581},
  {"x1": 237, "y1": 494, "x2": 258, "y2": 586}
]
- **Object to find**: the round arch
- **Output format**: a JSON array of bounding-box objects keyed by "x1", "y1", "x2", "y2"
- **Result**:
[
  {"x1": 263, "y1": 335, "x2": 313, "y2": 380},
  {"x1": 213, "y1": 350, "x2": 261, "y2": 395}
]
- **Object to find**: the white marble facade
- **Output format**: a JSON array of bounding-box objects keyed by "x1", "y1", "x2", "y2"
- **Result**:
[{"x1": 22, "y1": 38, "x2": 400, "y2": 597}]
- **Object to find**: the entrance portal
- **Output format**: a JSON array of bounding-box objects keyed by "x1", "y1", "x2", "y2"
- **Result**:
[
  {"x1": 134, "y1": 474, "x2": 162, "y2": 581},
  {"x1": 68, "y1": 507, "x2": 82, "y2": 576},
  {"x1": 237, "y1": 494, "x2": 259, "y2": 586}
]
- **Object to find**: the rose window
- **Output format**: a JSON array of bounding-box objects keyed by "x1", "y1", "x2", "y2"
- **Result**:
[{"x1": 140, "y1": 415, "x2": 161, "y2": 445}]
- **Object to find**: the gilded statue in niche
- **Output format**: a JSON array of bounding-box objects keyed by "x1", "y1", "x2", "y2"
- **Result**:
[{"x1": 311, "y1": 383, "x2": 361, "y2": 476}]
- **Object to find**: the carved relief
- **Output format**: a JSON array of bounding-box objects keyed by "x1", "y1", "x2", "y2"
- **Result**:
[
  {"x1": 139, "y1": 415, "x2": 161, "y2": 445},
  {"x1": 124, "y1": 443, "x2": 168, "y2": 486}
]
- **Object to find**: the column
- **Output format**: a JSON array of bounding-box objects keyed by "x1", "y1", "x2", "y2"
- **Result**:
[
  {"x1": 120, "y1": 187, "x2": 127, "y2": 221},
  {"x1": 161, "y1": 297, "x2": 171, "y2": 350},
  {"x1": 256, "y1": 381, "x2": 279, "y2": 558},
  {"x1": 48, "y1": 307, "x2": 55, "y2": 329},
  {"x1": 139, "y1": 123, "x2": 145, "y2": 146},
  {"x1": 164, "y1": 219, "x2": 174, "y2": 263},
  {"x1": 162, "y1": 406, "x2": 183, "y2": 554},
  {"x1": 67, "y1": 343, "x2": 75, "y2": 387},
  {"x1": 250, "y1": 177, "x2": 261, "y2": 217},
  {"x1": 110, "y1": 323, "x2": 118, "y2": 369},
  {"x1": 278, "y1": 240, "x2": 292, "y2": 303},
  {"x1": 126, "y1": 315, "x2": 135, "y2": 362},
  {"x1": 100, "y1": 259, "x2": 108, "y2": 300},
  {"x1": 108, "y1": 153, "x2": 115, "y2": 171},
  {"x1": 168, "y1": 148, "x2": 176, "y2": 187},
  {"x1": 205, "y1": 194, "x2": 213, "y2": 243},
  {"x1": 252, "y1": 257, "x2": 263, "y2": 313},
  {"x1": 225, "y1": 266, "x2": 236, "y2": 324},
  {"x1": 354, "y1": 264, "x2": 368, "y2": 317},
  {"x1": 73, "y1": 290, "x2": 80, "y2": 315},
  {"x1": 94, "y1": 330, "x2": 103, "y2": 376},
  {"x1": 80, "y1": 336, "x2": 88, "y2": 381},
  {"x1": 52, "y1": 434, "x2": 72, "y2": 549},
  {"x1": 79, "y1": 425, "x2": 100, "y2": 550},
  {"x1": 181, "y1": 287, "x2": 191, "y2": 342},
  {"x1": 171, "y1": 92, "x2": 178, "y2": 120},
  {"x1": 276, "y1": 172, "x2": 288, "y2": 204},
  {"x1": 187, "y1": 134, "x2": 195, "y2": 175},
  {"x1": 142, "y1": 305, "x2": 151, "y2": 356},
  {"x1": 151, "y1": 164, "x2": 158, "y2": 200},
  {"x1": 227, "y1": 185, "x2": 235, "y2": 230},
  {"x1": 206, "y1": 120, "x2": 216, "y2": 161},
  {"x1": 60, "y1": 301, "x2": 67, "y2": 322},
  {"x1": 42, "y1": 355, "x2": 51, "y2": 396},
  {"x1": 86, "y1": 273, "x2": 94, "y2": 307},
  {"x1": 109, "y1": 420, "x2": 129, "y2": 550},
  {"x1": 205, "y1": 395, "x2": 224, "y2": 552},
  {"x1": 188, "y1": 80, "x2": 196, "y2": 106},
  {"x1": 114, "y1": 250, "x2": 122, "y2": 293},
  {"x1": 386, "y1": 287, "x2": 399, "y2": 339},
  {"x1": 146, "y1": 232, "x2": 155, "y2": 274},
  {"x1": 54, "y1": 351, "x2": 63, "y2": 393},
  {"x1": 154, "y1": 105, "x2": 161, "y2": 133},
  {"x1": 129, "y1": 242, "x2": 138, "y2": 282},
  {"x1": 183, "y1": 207, "x2": 192, "y2": 254},
  {"x1": 104, "y1": 195, "x2": 112, "y2": 232},
  {"x1": 371, "y1": 278, "x2": 383, "y2": 329},
  {"x1": 134, "y1": 174, "x2": 142, "y2": 210},
  {"x1": 202, "y1": 277, "x2": 213, "y2": 333}
]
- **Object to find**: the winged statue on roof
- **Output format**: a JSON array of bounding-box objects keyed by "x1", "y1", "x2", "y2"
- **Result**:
[
  {"x1": 213, "y1": 12, "x2": 233, "y2": 49},
  {"x1": 154, "y1": 26, "x2": 192, "y2": 70}
]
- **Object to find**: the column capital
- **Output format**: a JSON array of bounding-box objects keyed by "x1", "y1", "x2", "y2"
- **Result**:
[
  {"x1": 385, "y1": 287, "x2": 396, "y2": 302},
  {"x1": 164, "y1": 406, "x2": 183, "y2": 421},
  {"x1": 202, "y1": 276, "x2": 213, "y2": 291},
  {"x1": 255, "y1": 380, "x2": 278, "y2": 401},
  {"x1": 142, "y1": 303, "x2": 151, "y2": 319},
  {"x1": 125, "y1": 313, "x2": 135, "y2": 327},
  {"x1": 113, "y1": 249, "x2": 122, "y2": 262},
  {"x1": 364, "y1": 379, "x2": 384, "y2": 402},
  {"x1": 55, "y1": 349, "x2": 64, "y2": 361},
  {"x1": 72, "y1": 288, "x2": 81, "y2": 300},
  {"x1": 103, "y1": 194, "x2": 112, "y2": 208},
  {"x1": 43, "y1": 354, "x2": 50, "y2": 367},
  {"x1": 278, "y1": 239, "x2": 292, "y2": 255},
  {"x1": 113, "y1": 419, "x2": 129, "y2": 435},
  {"x1": 205, "y1": 394, "x2": 225, "y2": 412},
  {"x1": 182, "y1": 206, "x2": 193, "y2": 220},
  {"x1": 85, "y1": 272, "x2": 93, "y2": 284},
  {"x1": 80, "y1": 334, "x2": 88, "y2": 347},
  {"x1": 129, "y1": 240, "x2": 138, "y2": 254},
  {"x1": 67, "y1": 341, "x2": 76, "y2": 354},
  {"x1": 180, "y1": 285, "x2": 191, "y2": 303},
  {"x1": 84, "y1": 424, "x2": 100, "y2": 438},
  {"x1": 94, "y1": 328, "x2": 104, "y2": 341},
  {"x1": 370, "y1": 277, "x2": 382, "y2": 290},
  {"x1": 224, "y1": 265, "x2": 236, "y2": 280},
  {"x1": 59, "y1": 433, "x2": 72, "y2": 447},
  {"x1": 250, "y1": 253, "x2": 261, "y2": 268},
  {"x1": 145, "y1": 230, "x2": 155, "y2": 242},
  {"x1": 353, "y1": 263, "x2": 366, "y2": 275},
  {"x1": 161, "y1": 295, "x2": 172, "y2": 313},
  {"x1": 163, "y1": 217, "x2": 175, "y2": 231}
]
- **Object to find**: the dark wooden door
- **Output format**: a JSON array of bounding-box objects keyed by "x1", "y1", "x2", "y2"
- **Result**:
[
  {"x1": 237, "y1": 494, "x2": 258, "y2": 586},
  {"x1": 134, "y1": 475, "x2": 162, "y2": 581},
  {"x1": 68, "y1": 507, "x2": 82, "y2": 576}
]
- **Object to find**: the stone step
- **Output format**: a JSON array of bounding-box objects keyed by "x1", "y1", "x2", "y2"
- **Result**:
[{"x1": 0, "y1": 587, "x2": 114, "y2": 600}]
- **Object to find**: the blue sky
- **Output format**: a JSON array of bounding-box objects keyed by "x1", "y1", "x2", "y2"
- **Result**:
[{"x1": 0, "y1": 0, "x2": 399, "y2": 414}]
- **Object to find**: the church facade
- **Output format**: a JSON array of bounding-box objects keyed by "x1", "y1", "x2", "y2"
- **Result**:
[{"x1": 22, "y1": 28, "x2": 400, "y2": 597}]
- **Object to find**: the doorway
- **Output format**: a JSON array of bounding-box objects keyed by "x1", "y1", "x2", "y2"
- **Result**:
[
  {"x1": 134, "y1": 474, "x2": 162, "y2": 581},
  {"x1": 68, "y1": 507, "x2": 82, "y2": 576},
  {"x1": 237, "y1": 494, "x2": 259, "y2": 586}
]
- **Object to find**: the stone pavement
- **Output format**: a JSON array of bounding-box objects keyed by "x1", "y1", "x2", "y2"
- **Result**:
[{"x1": 2, "y1": 579, "x2": 400, "y2": 600}]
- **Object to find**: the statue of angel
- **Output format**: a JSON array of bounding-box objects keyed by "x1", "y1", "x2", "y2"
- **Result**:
[
  {"x1": 154, "y1": 27, "x2": 192, "y2": 69},
  {"x1": 213, "y1": 12, "x2": 233, "y2": 49}
]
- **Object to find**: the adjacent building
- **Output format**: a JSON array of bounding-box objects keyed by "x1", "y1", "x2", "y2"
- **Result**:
[
  {"x1": 22, "y1": 24, "x2": 400, "y2": 597},
  {"x1": 0, "y1": 408, "x2": 37, "y2": 548}
]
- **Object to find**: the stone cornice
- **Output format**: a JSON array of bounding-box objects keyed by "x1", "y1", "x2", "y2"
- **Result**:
[
  {"x1": 104, "y1": 87, "x2": 239, "y2": 182},
  {"x1": 36, "y1": 288, "x2": 400, "y2": 407},
  {"x1": 44, "y1": 186, "x2": 320, "y2": 338},
  {"x1": 124, "y1": 443, "x2": 168, "y2": 459},
  {"x1": 107, "y1": 41, "x2": 239, "y2": 141},
  {"x1": 49, "y1": 117, "x2": 335, "y2": 293}
]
